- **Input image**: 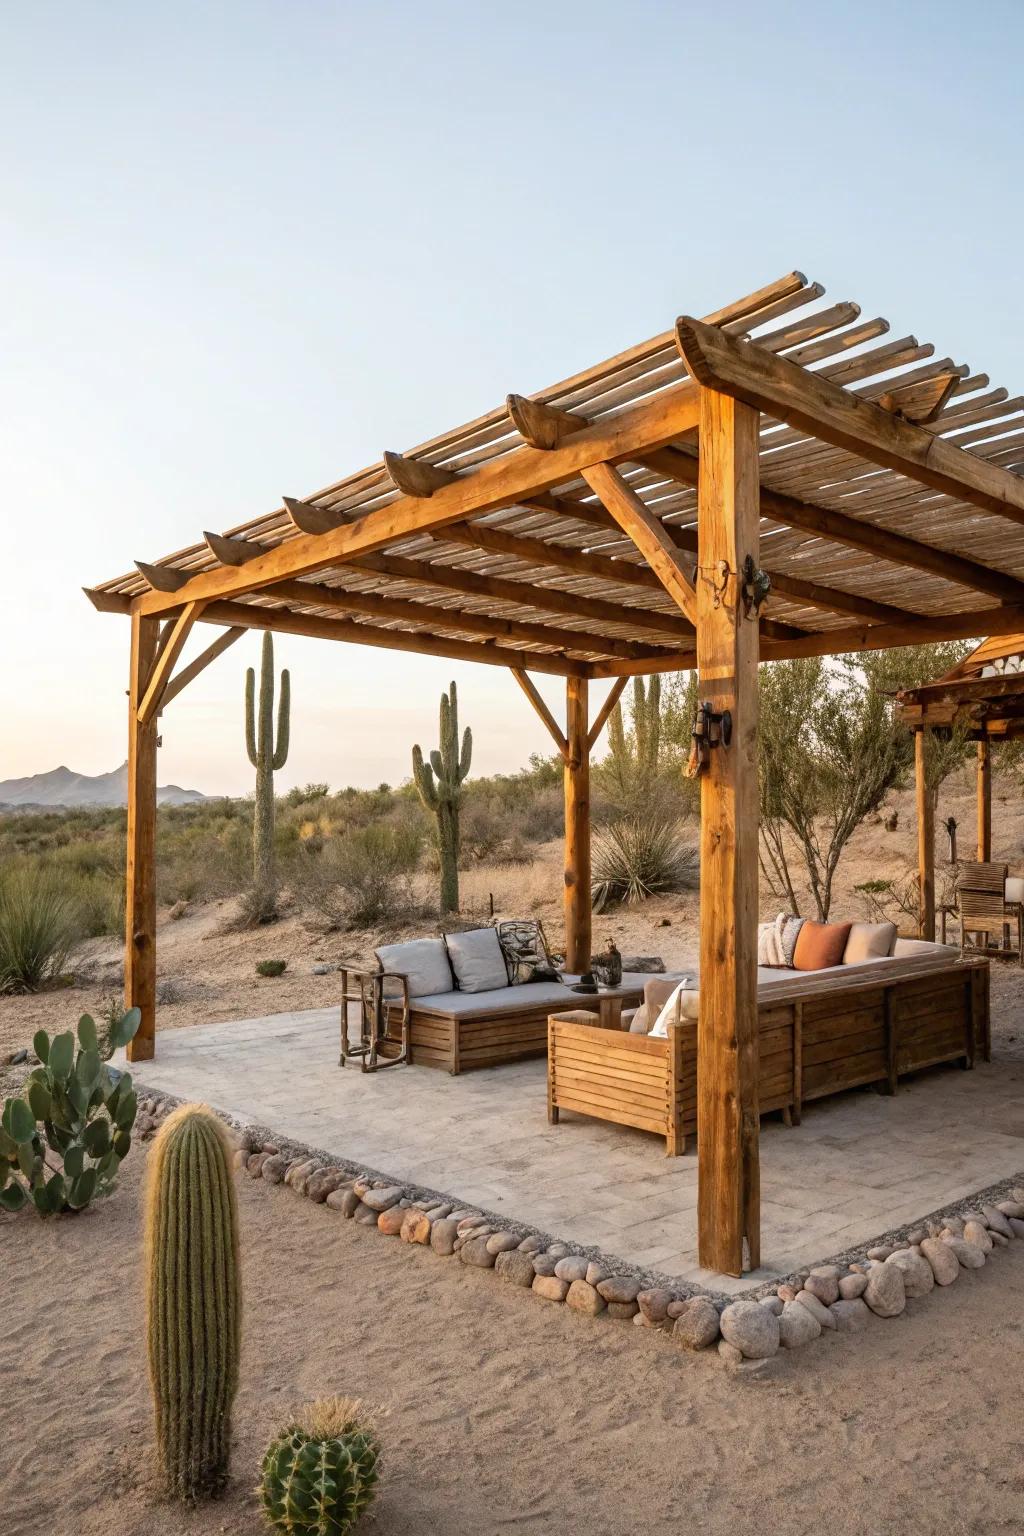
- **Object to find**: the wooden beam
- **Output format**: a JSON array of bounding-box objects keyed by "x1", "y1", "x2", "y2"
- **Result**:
[
  {"x1": 160, "y1": 626, "x2": 245, "y2": 710},
  {"x1": 125, "y1": 612, "x2": 159, "y2": 1062},
  {"x1": 383, "y1": 450, "x2": 457, "y2": 498},
  {"x1": 977, "y1": 737, "x2": 992, "y2": 861},
  {"x1": 507, "y1": 393, "x2": 585, "y2": 450},
  {"x1": 510, "y1": 668, "x2": 569, "y2": 759},
  {"x1": 132, "y1": 379, "x2": 703, "y2": 616},
  {"x1": 587, "y1": 677, "x2": 628, "y2": 751},
  {"x1": 137, "y1": 601, "x2": 205, "y2": 726},
  {"x1": 879, "y1": 371, "x2": 959, "y2": 425},
  {"x1": 84, "y1": 586, "x2": 132, "y2": 614},
  {"x1": 283, "y1": 495, "x2": 350, "y2": 535},
  {"x1": 580, "y1": 462, "x2": 698, "y2": 624},
  {"x1": 676, "y1": 316, "x2": 1024, "y2": 527},
  {"x1": 135, "y1": 560, "x2": 188, "y2": 593},
  {"x1": 564, "y1": 675, "x2": 591, "y2": 973},
  {"x1": 639, "y1": 443, "x2": 1024, "y2": 605},
  {"x1": 204, "y1": 530, "x2": 262, "y2": 565},
  {"x1": 695, "y1": 387, "x2": 761, "y2": 1277},
  {"x1": 916, "y1": 729, "x2": 936, "y2": 941},
  {"x1": 193, "y1": 598, "x2": 590, "y2": 677},
  {"x1": 353, "y1": 551, "x2": 696, "y2": 642},
  {"x1": 269, "y1": 578, "x2": 659, "y2": 662}
]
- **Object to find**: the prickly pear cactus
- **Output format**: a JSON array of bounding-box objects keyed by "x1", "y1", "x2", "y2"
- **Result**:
[
  {"x1": 0, "y1": 1008, "x2": 140, "y2": 1216},
  {"x1": 412, "y1": 680, "x2": 472, "y2": 915},
  {"x1": 259, "y1": 1398, "x2": 380, "y2": 1536}
]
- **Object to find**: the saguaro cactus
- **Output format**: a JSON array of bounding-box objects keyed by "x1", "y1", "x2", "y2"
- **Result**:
[
  {"x1": 412, "y1": 681, "x2": 472, "y2": 915},
  {"x1": 245, "y1": 632, "x2": 290, "y2": 912},
  {"x1": 607, "y1": 676, "x2": 661, "y2": 809},
  {"x1": 145, "y1": 1103, "x2": 241, "y2": 1501}
]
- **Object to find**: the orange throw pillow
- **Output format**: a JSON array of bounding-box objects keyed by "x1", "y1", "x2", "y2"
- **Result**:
[{"x1": 792, "y1": 920, "x2": 853, "y2": 972}]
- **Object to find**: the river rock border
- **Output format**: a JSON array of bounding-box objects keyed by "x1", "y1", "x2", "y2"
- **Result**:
[{"x1": 135, "y1": 1086, "x2": 1024, "y2": 1371}]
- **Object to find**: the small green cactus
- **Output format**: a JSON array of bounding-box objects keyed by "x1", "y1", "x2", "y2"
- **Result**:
[
  {"x1": 145, "y1": 1103, "x2": 241, "y2": 1501},
  {"x1": 246, "y1": 631, "x2": 291, "y2": 918},
  {"x1": 0, "y1": 1009, "x2": 140, "y2": 1216},
  {"x1": 412, "y1": 681, "x2": 472, "y2": 915},
  {"x1": 259, "y1": 1398, "x2": 380, "y2": 1536}
]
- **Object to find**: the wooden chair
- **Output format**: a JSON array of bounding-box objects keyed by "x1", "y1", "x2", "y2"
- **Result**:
[{"x1": 958, "y1": 861, "x2": 1023, "y2": 965}]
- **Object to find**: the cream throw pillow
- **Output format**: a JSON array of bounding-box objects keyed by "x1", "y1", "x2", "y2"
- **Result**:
[
  {"x1": 648, "y1": 977, "x2": 694, "y2": 1038},
  {"x1": 842, "y1": 921, "x2": 897, "y2": 965}
]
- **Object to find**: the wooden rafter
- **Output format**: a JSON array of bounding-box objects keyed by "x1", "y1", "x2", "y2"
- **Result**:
[
  {"x1": 675, "y1": 315, "x2": 1024, "y2": 526},
  {"x1": 581, "y1": 462, "x2": 699, "y2": 625},
  {"x1": 160, "y1": 626, "x2": 246, "y2": 710},
  {"x1": 130, "y1": 381, "x2": 704, "y2": 618},
  {"x1": 137, "y1": 601, "x2": 205, "y2": 725},
  {"x1": 510, "y1": 668, "x2": 569, "y2": 759},
  {"x1": 587, "y1": 677, "x2": 628, "y2": 751}
]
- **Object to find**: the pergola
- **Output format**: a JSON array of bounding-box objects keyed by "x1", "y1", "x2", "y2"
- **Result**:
[
  {"x1": 87, "y1": 271, "x2": 1024, "y2": 1276},
  {"x1": 897, "y1": 633, "x2": 1024, "y2": 934}
]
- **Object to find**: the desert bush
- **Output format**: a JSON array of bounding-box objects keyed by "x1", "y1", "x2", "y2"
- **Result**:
[
  {"x1": 0, "y1": 865, "x2": 80, "y2": 991},
  {"x1": 256, "y1": 958, "x2": 287, "y2": 977},
  {"x1": 260, "y1": 1397, "x2": 381, "y2": 1536},
  {"x1": 592, "y1": 815, "x2": 698, "y2": 910},
  {"x1": 146, "y1": 1104, "x2": 240, "y2": 1501},
  {"x1": 305, "y1": 822, "x2": 423, "y2": 928},
  {"x1": 0, "y1": 1008, "x2": 140, "y2": 1215}
]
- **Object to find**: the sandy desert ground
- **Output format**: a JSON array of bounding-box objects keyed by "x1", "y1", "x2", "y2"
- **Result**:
[{"x1": 3, "y1": 1142, "x2": 1024, "y2": 1536}]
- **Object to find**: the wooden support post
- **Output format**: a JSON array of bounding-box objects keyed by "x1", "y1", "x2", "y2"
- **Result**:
[
  {"x1": 564, "y1": 676, "x2": 591, "y2": 974},
  {"x1": 695, "y1": 387, "x2": 761, "y2": 1277},
  {"x1": 916, "y1": 729, "x2": 936, "y2": 940},
  {"x1": 977, "y1": 737, "x2": 992, "y2": 861},
  {"x1": 125, "y1": 611, "x2": 160, "y2": 1061}
]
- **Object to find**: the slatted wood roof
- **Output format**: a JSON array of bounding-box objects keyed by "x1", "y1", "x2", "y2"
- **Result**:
[
  {"x1": 88, "y1": 271, "x2": 1024, "y2": 678},
  {"x1": 896, "y1": 633, "x2": 1024, "y2": 739}
]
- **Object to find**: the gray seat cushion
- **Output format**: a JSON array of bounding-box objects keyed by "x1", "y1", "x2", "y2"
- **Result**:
[{"x1": 411, "y1": 972, "x2": 668, "y2": 1017}]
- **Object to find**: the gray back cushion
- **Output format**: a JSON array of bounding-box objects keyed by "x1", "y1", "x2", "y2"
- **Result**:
[
  {"x1": 444, "y1": 928, "x2": 510, "y2": 993},
  {"x1": 375, "y1": 938, "x2": 453, "y2": 997}
]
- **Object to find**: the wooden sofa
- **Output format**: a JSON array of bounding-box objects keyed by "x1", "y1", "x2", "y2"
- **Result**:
[
  {"x1": 547, "y1": 953, "x2": 990, "y2": 1154},
  {"x1": 341, "y1": 970, "x2": 653, "y2": 1074}
]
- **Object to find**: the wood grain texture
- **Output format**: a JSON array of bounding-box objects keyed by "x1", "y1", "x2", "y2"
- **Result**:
[
  {"x1": 977, "y1": 738, "x2": 992, "y2": 860},
  {"x1": 916, "y1": 729, "x2": 936, "y2": 941},
  {"x1": 564, "y1": 676, "x2": 591, "y2": 973},
  {"x1": 510, "y1": 668, "x2": 569, "y2": 759},
  {"x1": 695, "y1": 387, "x2": 761, "y2": 1277},
  {"x1": 125, "y1": 612, "x2": 159, "y2": 1061},
  {"x1": 581, "y1": 461, "x2": 698, "y2": 624}
]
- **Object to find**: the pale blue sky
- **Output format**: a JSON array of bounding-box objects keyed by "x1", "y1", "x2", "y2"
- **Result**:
[{"x1": 2, "y1": 1, "x2": 1021, "y2": 795}]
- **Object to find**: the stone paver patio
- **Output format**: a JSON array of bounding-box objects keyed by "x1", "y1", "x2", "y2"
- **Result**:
[{"x1": 128, "y1": 1008, "x2": 1024, "y2": 1294}]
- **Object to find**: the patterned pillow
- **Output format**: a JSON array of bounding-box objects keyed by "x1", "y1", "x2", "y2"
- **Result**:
[{"x1": 496, "y1": 919, "x2": 559, "y2": 985}]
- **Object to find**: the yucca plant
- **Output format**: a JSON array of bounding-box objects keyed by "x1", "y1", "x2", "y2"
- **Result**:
[
  {"x1": 0, "y1": 865, "x2": 79, "y2": 992},
  {"x1": 259, "y1": 1397, "x2": 381, "y2": 1536},
  {"x1": 591, "y1": 814, "x2": 698, "y2": 911}
]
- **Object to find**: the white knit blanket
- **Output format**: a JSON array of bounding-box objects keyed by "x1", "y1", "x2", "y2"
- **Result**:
[{"x1": 757, "y1": 912, "x2": 805, "y2": 968}]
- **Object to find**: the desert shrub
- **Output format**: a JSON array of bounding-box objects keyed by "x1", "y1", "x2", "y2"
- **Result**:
[
  {"x1": 237, "y1": 885, "x2": 282, "y2": 927},
  {"x1": 256, "y1": 959, "x2": 287, "y2": 977},
  {"x1": 260, "y1": 1397, "x2": 380, "y2": 1536},
  {"x1": 305, "y1": 822, "x2": 423, "y2": 928},
  {"x1": 591, "y1": 815, "x2": 698, "y2": 910},
  {"x1": 0, "y1": 1008, "x2": 140, "y2": 1215},
  {"x1": 0, "y1": 865, "x2": 80, "y2": 991}
]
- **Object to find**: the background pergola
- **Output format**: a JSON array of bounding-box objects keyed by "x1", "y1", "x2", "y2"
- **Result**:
[
  {"x1": 88, "y1": 271, "x2": 1024, "y2": 1276},
  {"x1": 898, "y1": 633, "x2": 1024, "y2": 935}
]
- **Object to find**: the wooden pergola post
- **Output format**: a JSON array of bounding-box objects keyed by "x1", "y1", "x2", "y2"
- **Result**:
[
  {"x1": 915, "y1": 728, "x2": 936, "y2": 940},
  {"x1": 564, "y1": 676, "x2": 591, "y2": 973},
  {"x1": 125, "y1": 611, "x2": 160, "y2": 1061},
  {"x1": 695, "y1": 387, "x2": 761, "y2": 1276},
  {"x1": 977, "y1": 736, "x2": 992, "y2": 860}
]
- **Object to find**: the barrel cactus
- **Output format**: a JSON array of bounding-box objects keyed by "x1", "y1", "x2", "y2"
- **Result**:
[
  {"x1": 0, "y1": 1008, "x2": 140, "y2": 1216},
  {"x1": 145, "y1": 1103, "x2": 241, "y2": 1501},
  {"x1": 412, "y1": 680, "x2": 472, "y2": 915},
  {"x1": 259, "y1": 1397, "x2": 380, "y2": 1535}
]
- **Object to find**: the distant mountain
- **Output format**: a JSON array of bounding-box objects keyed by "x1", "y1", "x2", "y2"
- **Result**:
[{"x1": 0, "y1": 764, "x2": 208, "y2": 810}]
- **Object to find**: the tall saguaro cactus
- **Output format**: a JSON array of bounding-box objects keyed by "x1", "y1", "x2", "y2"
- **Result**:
[
  {"x1": 412, "y1": 681, "x2": 472, "y2": 915},
  {"x1": 245, "y1": 632, "x2": 290, "y2": 912},
  {"x1": 145, "y1": 1104, "x2": 241, "y2": 1501}
]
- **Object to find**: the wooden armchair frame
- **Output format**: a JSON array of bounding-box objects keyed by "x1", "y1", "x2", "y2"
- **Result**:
[
  {"x1": 338, "y1": 960, "x2": 411, "y2": 1071},
  {"x1": 958, "y1": 861, "x2": 1024, "y2": 966}
]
